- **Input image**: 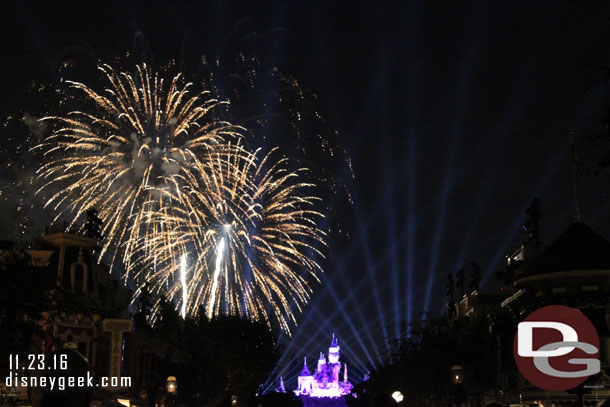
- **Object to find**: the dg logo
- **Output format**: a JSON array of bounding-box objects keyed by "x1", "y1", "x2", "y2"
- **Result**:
[{"x1": 513, "y1": 305, "x2": 600, "y2": 391}]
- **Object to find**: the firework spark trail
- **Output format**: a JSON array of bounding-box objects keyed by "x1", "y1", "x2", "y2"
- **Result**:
[
  {"x1": 180, "y1": 254, "x2": 187, "y2": 318},
  {"x1": 208, "y1": 235, "x2": 226, "y2": 319},
  {"x1": 34, "y1": 64, "x2": 243, "y2": 276}
]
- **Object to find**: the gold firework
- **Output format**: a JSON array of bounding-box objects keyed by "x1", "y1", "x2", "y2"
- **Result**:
[
  {"x1": 35, "y1": 64, "x2": 243, "y2": 274},
  {"x1": 137, "y1": 144, "x2": 326, "y2": 334},
  {"x1": 35, "y1": 63, "x2": 327, "y2": 333}
]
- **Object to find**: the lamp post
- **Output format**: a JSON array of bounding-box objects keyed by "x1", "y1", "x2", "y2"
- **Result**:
[
  {"x1": 391, "y1": 391, "x2": 404, "y2": 403},
  {"x1": 166, "y1": 375, "x2": 178, "y2": 394},
  {"x1": 451, "y1": 365, "x2": 463, "y2": 384},
  {"x1": 449, "y1": 365, "x2": 467, "y2": 407},
  {"x1": 156, "y1": 376, "x2": 178, "y2": 407}
]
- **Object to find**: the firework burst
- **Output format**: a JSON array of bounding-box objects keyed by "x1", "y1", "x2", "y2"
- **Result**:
[
  {"x1": 34, "y1": 64, "x2": 243, "y2": 273},
  {"x1": 35, "y1": 63, "x2": 327, "y2": 333},
  {"x1": 137, "y1": 144, "x2": 326, "y2": 334}
]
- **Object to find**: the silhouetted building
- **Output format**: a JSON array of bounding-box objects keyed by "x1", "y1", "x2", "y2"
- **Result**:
[
  {"x1": 454, "y1": 289, "x2": 510, "y2": 322},
  {"x1": 1, "y1": 224, "x2": 133, "y2": 402},
  {"x1": 33, "y1": 228, "x2": 133, "y2": 380},
  {"x1": 499, "y1": 222, "x2": 610, "y2": 407}
]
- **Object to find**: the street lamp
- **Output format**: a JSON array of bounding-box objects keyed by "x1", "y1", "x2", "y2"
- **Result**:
[
  {"x1": 166, "y1": 376, "x2": 178, "y2": 393},
  {"x1": 392, "y1": 391, "x2": 404, "y2": 403},
  {"x1": 451, "y1": 365, "x2": 463, "y2": 384},
  {"x1": 449, "y1": 365, "x2": 467, "y2": 407}
]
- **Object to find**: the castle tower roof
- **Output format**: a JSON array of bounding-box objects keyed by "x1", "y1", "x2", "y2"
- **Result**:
[
  {"x1": 330, "y1": 333, "x2": 338, "y2": 347},
  {"x1": 300, "y1": 357, "x2": 311, "y2": 376},
  {"x1": 277, "y1": 376, "x2": 286, "y2": 393}
]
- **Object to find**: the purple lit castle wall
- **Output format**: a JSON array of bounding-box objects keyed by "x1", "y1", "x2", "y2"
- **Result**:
[{"x1": 294, "y1": 334, "x2": 353, "y2": 401}]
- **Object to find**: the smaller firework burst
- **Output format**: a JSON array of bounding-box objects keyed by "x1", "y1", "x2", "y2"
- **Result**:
[{"x1": 34, "y1": 64, "x2": 244, "y2": 273}]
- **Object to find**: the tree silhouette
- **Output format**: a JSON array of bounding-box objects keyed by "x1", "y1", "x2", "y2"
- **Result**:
[
  {"x1": 180, "y1": 314, "x2": 281, "y2": 407},
  {"x1": 523, "y1": 198, "x2": 543, "y2": 245},
  {"x1": 0, "y1": 250, "x2": 55, "y2": 376},
  {"x1": 469, "y1": 261, "x2": 482, "y2": 292},
  {"x1": 135, "y1": 282, "x2": 152, "y2": 329},
  {"x1": 446, "y1": 272, "x2": 455, "y2": 302},
  {"x1": 446, "y1": 272, "x2": 456, "y2": 317},
  {"x1": 354, "y1": 317, "x2": 497, "y2": 407},
  {"x1": 456, "y1": 267, "x2": 466, "y2": 298},
  {"x1": 155, "y1": 295, "x2": 182, "y2": 343},
  {"x1": 84, "y1": 208, "x2": 103, "y2": 252}
]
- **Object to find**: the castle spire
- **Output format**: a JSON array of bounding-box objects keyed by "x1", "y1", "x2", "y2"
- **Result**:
[
  {"x1": 300, "y1": 357, "x2": 311, "y2": 376},
  {"x1": 331, "y1": 333, "x2": 338, "y2": 347},
  {"x1": 344, "y1": 363, "x2": 348, "y2": 382}
]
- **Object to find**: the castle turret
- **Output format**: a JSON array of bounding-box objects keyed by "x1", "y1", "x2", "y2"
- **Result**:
[
  {"x1": 328, "y1": 334, "x2": 341, "y2": 383},
  {"x1": 297, "y1": 357, "x2": 313, "y2": 395},
  {"x1": 317, "y1": 352, "x2": 326, "y2": 371},
  {"x1": 277, "y1": 376, "x2": 286, "y2": 393},
  {"x1": 328, "y1": 333, "x2": 340, "y2": 363},
  {"x1": 301, "y1": 357, "x2": 311, "y2": 376}
]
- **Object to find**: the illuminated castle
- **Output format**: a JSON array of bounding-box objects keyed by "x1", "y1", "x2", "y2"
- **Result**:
[{"x1": 294, "y1": 334, "x2": 353, "y2": 399}]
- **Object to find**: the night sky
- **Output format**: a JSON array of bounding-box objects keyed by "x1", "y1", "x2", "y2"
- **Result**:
[{"x1": 3, "y1": 0, "x2": 610, "y2": 388}]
